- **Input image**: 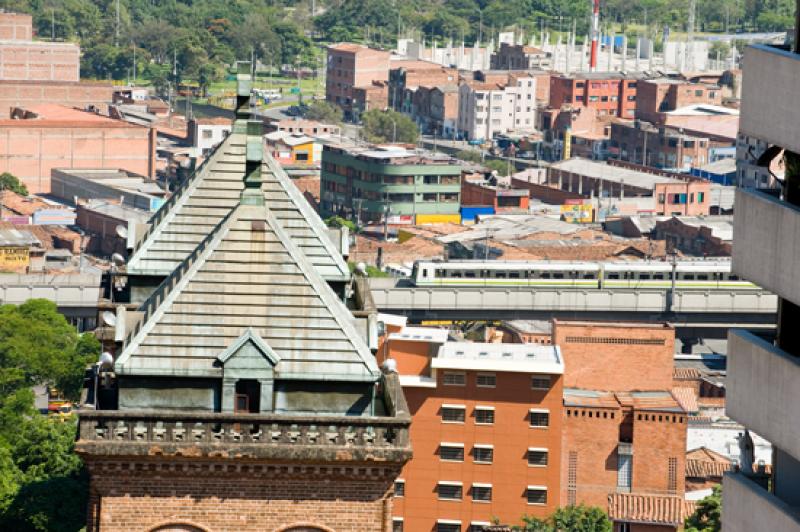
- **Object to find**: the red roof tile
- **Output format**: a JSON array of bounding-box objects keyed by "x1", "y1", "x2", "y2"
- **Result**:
[
  {"x1": 672, "y1": 387, "x2": 699, "y2": 414},
  {"x1": 608, "y1": 493, "x2": 697, "y2": 526}
]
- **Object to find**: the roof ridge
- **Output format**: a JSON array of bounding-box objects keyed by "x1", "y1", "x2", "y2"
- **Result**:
[{"x1": 116, "y1": 200, "x2": 378, "y2": 381}]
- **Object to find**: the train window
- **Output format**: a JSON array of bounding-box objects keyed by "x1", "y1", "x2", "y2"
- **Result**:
[
  {"x1": 436, "y1": 269, "x2": 445, "y2": 277},
  {"x1": 653, "y1": 274, "x2": 664, "y2": 280},
  {"x1": 640, "y1": 274, "x2": 651, "y2": 280},
  {"x1": 684, "y1": 274, "x2": 695, "y2": 280},
  {"x1": 729, "y1": 275, "x2": 739, "y2": 281},
  {"x1": 608, "y1": 273, "x2": 620, "y2": 280},
  {"x1": 509, "y1": 272, "x2": 520, "y2": 279},
  {"x1": 697, "y1": 274, "x2": 709, "y2": 281},
  {"x1": 452, "y1": 272, "x2": 462, "y2": 278},
  {"x1": 583, "y1": 274, "x2": 595, "y2": 279},
  {"x1": 553, "y1": 273, "x2": 564, "y2": 279},
  {"x1": 496, "y1": 272, "x2": 507, "y2": 279},
  {"x1": 465, "y1": 272, "x2": 476, "y2": 278},
  {"x1": 541, "y1": 273, "x2": 551, "y2": 279}
]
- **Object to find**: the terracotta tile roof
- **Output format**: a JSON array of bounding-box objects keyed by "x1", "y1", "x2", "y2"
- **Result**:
[
  {"x1": 672, "y1": 387, "x2": 699, "y2": 414},
  {"x1": 674, "y1": 367, "x2": 702, "y2": 380},
  {"x1": 607, "y1": 493, "x2": 697, "y2": 526},
  {"x1": 563, "y1": 389, "x2": 620, "y2": 409},
  {"x1": 0, "y1": 190, "x2": 52, "y2": 216},
  {"x1": 686, "y1": 447, "x2": 731, "y2": 479}
]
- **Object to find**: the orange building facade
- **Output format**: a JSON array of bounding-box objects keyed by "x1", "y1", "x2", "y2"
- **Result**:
[{"x1": 380, "y1": 321, "x2": 565, "y2": 532}]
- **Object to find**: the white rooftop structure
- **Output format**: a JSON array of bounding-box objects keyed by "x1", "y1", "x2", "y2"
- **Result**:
[
  {"x1": 666, "y1": 104, "x2": 740, "y2": 116},
  {"x1": 389, "y1": 326, "x2": 449, "y2": 344},
  {"x1": 433, "y1": 341, "x2": 564, "y2": 374}
]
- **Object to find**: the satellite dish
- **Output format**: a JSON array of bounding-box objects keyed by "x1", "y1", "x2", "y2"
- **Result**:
[
  {"x1": 111, "y1": 253, "x2": 126, "y2": 267},
  {"x1": 101, "y1": 311, "x2": 117, "y2": 327},
  {"x1": 356, "y1": 262, "x2": 367, "y2": 275},
  {"x1": 115, "y1": 225, "x2": 128, "y2": 239},
  {"x1": 98, "y1": 352, "x2": 114, "y2": 370}
]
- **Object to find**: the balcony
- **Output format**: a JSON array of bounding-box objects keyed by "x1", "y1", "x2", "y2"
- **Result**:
[
  {"x1": 732, "y1": 188, "x2": 800, "y2": 306},
  {"x1": 727, "y1": 330, "x2": 800, "y2": 460},
  {"x1": 76, "y1": 373, "x2": 412, "y2": 466},
  {"x1": 723, "y1": 472, "x2": 800, "y2": 532},
  {"x1": 740, "y1": 44, "x2": 800, "y2": 154}
]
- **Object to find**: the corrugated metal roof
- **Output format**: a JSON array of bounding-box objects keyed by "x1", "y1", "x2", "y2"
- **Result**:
[
  {"x1": 115, "y1": 200, "x2": 378, "y2": 381},
  {"x1": 0, "y1": 228, "x2": 40, "y2": 247},
  {"x1": 127, "y1": 132, "x2": 349, "y2": 281}
]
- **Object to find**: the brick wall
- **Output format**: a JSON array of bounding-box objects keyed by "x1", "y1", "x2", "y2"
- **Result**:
[
  {"x1": 85, "y1": 462, "x2": 396, "y2": 532},
  {"x1": 0, "y1": 41, "x2": 80, "y2": 82},
  {"x1": 0, "y1": 81, "x2": 114, "y2": 115},
  {"x1": 0, "y1": 124, "x2": 155, "y2": 194},
  {"x1": 552, "y1": 321, "x2": 675, "y2": 391},
  {"x1": 632, "y1": 413, "x2": 687, "y2": 496},
  {"x1": 0, "y1": 13, "x2": 32, "y2": 41},
  {"x1": 510, "y1": 178, "x2": 584, "y2": 205}
]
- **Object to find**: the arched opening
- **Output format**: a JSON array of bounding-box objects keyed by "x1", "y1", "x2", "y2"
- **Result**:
[{"x1": 149, "y1": 523, "x2": 208, "y2": 532}]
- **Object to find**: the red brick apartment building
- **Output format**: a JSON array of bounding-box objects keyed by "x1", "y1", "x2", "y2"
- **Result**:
[
  {"x1": 635, "y1": 79, "x2": 723, "y2": 124},
  {"x1": 554, "y1": 321, "x2": 693, "y2": 532},
  {"x1": 550, "y1": 73, "x2": 642, "y2": 119},
  {"x1": 326, "y1": 43, "x2": 391, "y2": 119},
  {"x1": 0, "y1": 105, "x2": 155, "y2": 193},
  {"x1": 380, "y1": 321, "x2": 564, "y2": 532},
  {"x1": 461, "y1": 178, "x2": 530, "y2": 212}
]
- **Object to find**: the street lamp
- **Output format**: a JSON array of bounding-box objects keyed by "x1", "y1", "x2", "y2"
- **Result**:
[{"x1": 387, "y1": 115, "x2": 397, "y2": 143}]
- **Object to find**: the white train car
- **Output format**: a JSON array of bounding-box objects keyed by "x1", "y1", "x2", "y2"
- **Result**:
[{"x1": 411, "y1": 260, "x2": 757, "y2": 290}]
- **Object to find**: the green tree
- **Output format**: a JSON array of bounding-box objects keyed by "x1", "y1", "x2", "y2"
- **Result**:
[
  {"x1": 685, "y1": 486, "x2": 722, "y2": 532},
  {"x1": 325, "y1": 216, "x2": 357, "y2": 232},
  {"x1": 361, "y1": 109, "x2": 419, "y2": 144},
  {"x1": 483, "y1": 159, "x2": 512, "y2": 176},
  {"x1": 520, "y1": 505, "x2": 612, "y2": 531},
  {"x1": 304, "y1": 100, "x2": 344, "y2": 124},
  {"x1": 455, "y1": 149, "x2": 483, "y2": 163},
  {"x1": 0, "y1": 172, "x2": 28, "y2": 196}
]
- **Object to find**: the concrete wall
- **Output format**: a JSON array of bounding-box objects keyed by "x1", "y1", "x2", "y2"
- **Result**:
[
  {"x1": 722, "y1": 472, "x2": 800, "y2": 532},
  {"x1": 732, "y1": 188, "x2": 800, "y2": 305},
  {"x1": 118, "y1": 377, "x2": 220, "y2": 411},
  {"x1": 727, "y1": 329, "x2": 800, "y2": 461},
  {"x1": 740, "y1": 45, "x2": 800, "y2": 155}
]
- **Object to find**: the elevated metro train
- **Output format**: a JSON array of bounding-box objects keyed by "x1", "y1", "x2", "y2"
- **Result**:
[{"x1": 410, "y1": 260, "x2": 757, "y2": 290}]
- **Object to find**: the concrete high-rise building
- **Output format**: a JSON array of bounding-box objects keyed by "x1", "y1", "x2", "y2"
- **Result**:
[{"x1": 722, "y1": 22, "x2": 800, "y2": 531}]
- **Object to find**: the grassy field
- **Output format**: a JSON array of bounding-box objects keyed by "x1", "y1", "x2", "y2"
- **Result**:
[{"x1": 207, "y1": 73, "x2": 324, "y2": 97}]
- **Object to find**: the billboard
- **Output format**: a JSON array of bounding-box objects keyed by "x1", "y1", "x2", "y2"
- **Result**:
[{"x1": 560, "y1": 203, "x2": 593, "y2": 223}]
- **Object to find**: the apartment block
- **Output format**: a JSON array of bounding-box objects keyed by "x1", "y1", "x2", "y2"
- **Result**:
[
  {"x1": 635, "y1": 78, "x2": 723, "y2": 124},
  {"x1": 549, "y1": 73, "x2": 643, "y2": 119},
  {"x1": 429, "y1": 85, "x2": 460, "y2": 138},
  {"x1": 326, "y1": 43, "x2": 391, "y2": 120},
  {"x1": 388, "y1": 60, "x2": 458, "y2": 113},
  {"x1": 320, "y1": 144, "x2": 461, "y2": 224},
  {"x1": 489, "y1": 43, "x2": 548, "y2": 70},
  {"x1": 609, "y1": 120, "x2": 733, "y2": 172},
  {"x1": 722, "y1": 40, "x2": 800, "y2": 531},
  {"x1": 555, "y1": 321, "x2": 692, "y2": 532},
  {"x1": 458, "y1": 74, "x2": 536, "y2": 141},
  {"x1": 380, "y1": 323, "x2": 564, "y2": 531}
]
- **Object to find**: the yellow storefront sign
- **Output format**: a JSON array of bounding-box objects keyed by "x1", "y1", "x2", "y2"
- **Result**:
[
  {"x1": 560, "y1": 203, "x2": 593, "y2": 223},
  {"x1": 415, "y1": 214, "x2": 461, "y2": 225},
  {"x1": 0, "y1": 246, "x2": 29, "y2": 271}
]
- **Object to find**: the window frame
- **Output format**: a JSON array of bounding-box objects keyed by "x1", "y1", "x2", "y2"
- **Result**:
[
  {"x1": 437, "y1": 482, "x2": 464, "y2": 501},
  {"x1": 441, "y1": 404, "x2": 466, "y2": 424},
  {"x1": 476, "y1": 372, "x2": 497, "y2": 388},
  {"x1": 528, "y1": 447, "x2": 549, "y2": 467},
  {"x1": 471, "y1": 483, "x2": 493, "y2": 503},
  {"x1": 529, "y1": 408, "x2": 550, "y2": 428},
  {"x1": 440, "y1": 442, "x2": 466, "y2": 462},
  {"x1": 531, "y1": 375, "x2": 551, "y2": 390},
  {"x1": 526, "y1": 486, "x2": 548, "y2": 505},
  {"x1": 474, "y1": 405, "x2": 495, "y2": 425},
  {"x1": 473, "y1": 444, "x2": 494, "y2": 464},
  {"x1": 443, "y1": 372, "x2": 466, "y2": 386}
]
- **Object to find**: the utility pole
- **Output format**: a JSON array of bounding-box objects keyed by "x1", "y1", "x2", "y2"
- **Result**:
[
  {"x1": 590, "y1": 0, "x2": 600, "y2": 70},
  {"x1": 132, "y1": 43, "x2": 137, "y2": 86},
  {"x1": 687, "y1": 0, "x2": 696, "y2": 71},
  {"x1": 115, "y1": 0, "x2": 120, "y2": 46},
  {"x1": 51, "y1": 9, "x2": 55, "y2": 40}
]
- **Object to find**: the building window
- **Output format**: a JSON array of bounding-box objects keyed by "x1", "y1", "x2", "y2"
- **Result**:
[
  {"x1": 438, "y1": 482, "x2": 463, "y2": 500},
  {"x1": 442, "y1": 404, "x2": 466, "y2": 423},
  {"x1": 616, "y1": 523, "x2": 632, "y2": 532},
  {"x1": 437, "y1": 522, "x2": 461, "y2": 532},
  {"x1": 526, "y1": 487, "x2": 548, "y2": 505},
  {"x1": 530, "y1": 409, "x2": 550, "y2": 428},
  {"x1": 475, "y1": 406, "x2": 495, "y2": 425},
  {"x1": 440, "y1": 443, "x2": 465, "y2": 462},
  {"x1": 470, "y1": 523, "x2": 491, "y2": 532},
  {"x1": 476, "y1": 373, "x2": 496, "y2": 387},
  {"x1": 393, "y1": 518, "x2": 403, "y2": 532},
  {"x1": 698, "y1": 192, "x2": 705, "y2": 203},
  {"x1": 473, "y1": 445, "x2": 494, "y2": 464},
  {"x1": 472, "y1": 484, "x2": 492, "y2": 502},
  {"x1": 668, "y1": 457, "x2": 678, "y2": 494},
  {"x1": 618, "y1": 453, "x2": 632, "y2": 490},
  {"x1": 202, "y1": 129, "x2": 213, "y2": 139},
  {"x1": 658, "y1": 193, "x2": 665, "y2": 204},
  {"x1": 394, "y1": 480, "x2": 405, "y2": 497},
  {"x1": 528, "y1": 448, "x2": 549, "y2": 467},
  {"x1": 443, "y1": 372, "x2": 466, "y2": 386},
  {"x1": 531, "y1": 375, "x2": 551, "y2": 390}
]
